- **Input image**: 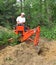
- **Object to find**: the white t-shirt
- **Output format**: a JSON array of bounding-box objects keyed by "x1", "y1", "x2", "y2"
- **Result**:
[{"x1": 16, "y1": 16, "x2": 26, "y2": 24}]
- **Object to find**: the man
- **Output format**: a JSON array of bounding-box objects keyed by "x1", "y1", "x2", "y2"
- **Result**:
[
  {"x1": 16, "y1": 12, "x2": 26, "y2": 25},
  {"x1": 16, "y1": 12, "x2": 29, "y2": 31}
]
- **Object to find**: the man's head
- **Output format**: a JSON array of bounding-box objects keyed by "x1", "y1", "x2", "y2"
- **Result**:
[{"x1": 21, "y1": 12, "x2": 25, "y2": 17}]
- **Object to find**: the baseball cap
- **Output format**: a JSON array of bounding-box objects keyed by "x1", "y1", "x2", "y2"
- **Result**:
[{"x1": 21, "y1": 12, "x2": 25, "y2": 15}]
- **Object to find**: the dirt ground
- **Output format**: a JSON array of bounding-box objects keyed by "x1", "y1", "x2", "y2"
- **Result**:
[{"x1": 0, "y1": 38, "x2": 56, "y2": 65}]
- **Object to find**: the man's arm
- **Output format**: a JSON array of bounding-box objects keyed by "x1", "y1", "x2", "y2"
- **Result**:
[{"x1": 17, "y1": 21, "x2": 20, "y2": 24}]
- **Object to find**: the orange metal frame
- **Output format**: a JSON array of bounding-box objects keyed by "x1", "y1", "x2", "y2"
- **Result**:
[{"x1": 14, "y1": 26, "x2": 40, "y2": 46}]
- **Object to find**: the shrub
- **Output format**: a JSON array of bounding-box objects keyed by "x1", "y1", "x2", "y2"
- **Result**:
[{"x1": 0, "y1": 28, "x2": 18, "y2": 46}]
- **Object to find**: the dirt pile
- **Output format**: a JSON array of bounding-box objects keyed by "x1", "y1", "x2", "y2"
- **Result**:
[{"x1": 0, "y1": 38, "x2": 56, "y2": 65}]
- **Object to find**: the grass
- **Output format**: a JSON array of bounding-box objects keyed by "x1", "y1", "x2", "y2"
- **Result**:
[{"x1": 41, "y1": 26, "x2": 56, "y2": 40}]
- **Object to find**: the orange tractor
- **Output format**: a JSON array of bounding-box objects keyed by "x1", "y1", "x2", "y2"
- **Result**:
[{"x1": 14, "y1": 25, "x2": 40, "y2": 46}]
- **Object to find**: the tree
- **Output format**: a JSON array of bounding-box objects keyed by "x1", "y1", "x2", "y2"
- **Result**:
[{"x1": 0, "y1": 0, "x2": 18, "y2": 27}]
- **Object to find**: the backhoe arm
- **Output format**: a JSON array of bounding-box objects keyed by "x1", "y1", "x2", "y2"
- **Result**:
[{"x1": 21, "y1": 26, "x2": 40, "y2": 46}]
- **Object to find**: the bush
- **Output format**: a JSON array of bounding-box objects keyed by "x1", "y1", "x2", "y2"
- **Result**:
[{"x1": 0, "y1": 28, "x2": 18, "y2": 46}]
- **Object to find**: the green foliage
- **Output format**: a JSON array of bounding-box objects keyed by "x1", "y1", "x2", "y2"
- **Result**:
[
  {"x1": 0, "y1": 0, "x2": 19, "y2": 26},
  {"x1": 41, "y1": 26, "x2": 56, "y2": 40},
  {"x1": 24, "y1": 0, "x2": 56, "y2": 28},
  {"x1": 0, "y1": 28, "x2": 18, "y2": 46}
]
